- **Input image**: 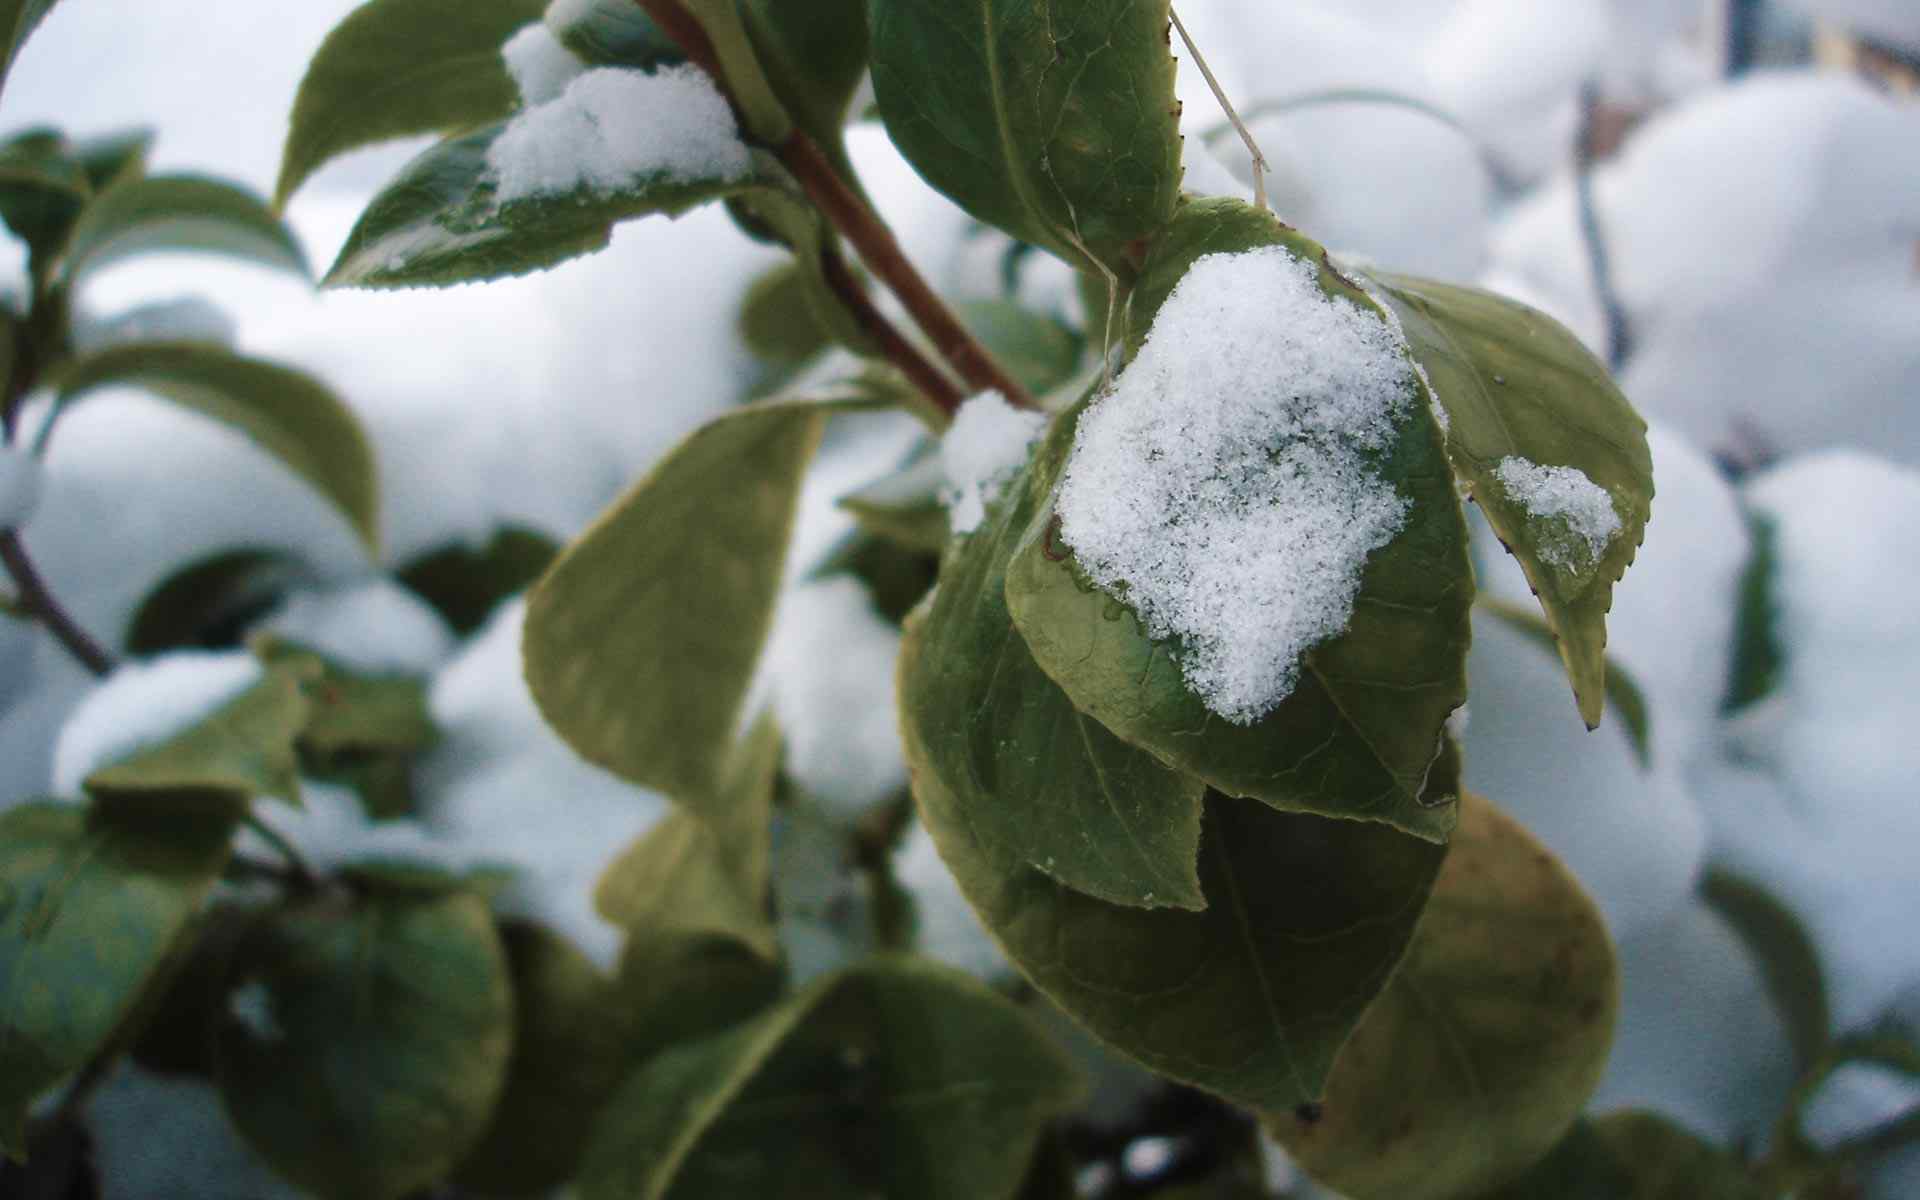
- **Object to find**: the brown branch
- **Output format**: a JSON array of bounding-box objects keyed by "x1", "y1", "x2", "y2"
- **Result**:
[
  {"x1": 0, "y1": 530, "x2": 111, "y2": 677},
  {"x1": 631, "y1": 0, "x2": 1038, "y2": 411},
  {"x1": 817, "y1": 244, "x2": 966, "y2": 419}
]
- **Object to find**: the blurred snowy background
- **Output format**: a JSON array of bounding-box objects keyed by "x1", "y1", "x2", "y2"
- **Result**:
[{"x1": 2, "y1": 0, "x2": 1917, "y2": 1196}]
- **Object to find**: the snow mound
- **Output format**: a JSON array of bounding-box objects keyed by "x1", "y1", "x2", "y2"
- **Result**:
[
  {"x1": 1493, "y1": 455, "x2": 1623, "y2": 571},
  {"x1": 501, "y1": 21, "x2": 586, "y2": 108},
  {"x1": 261, "y1": 578, "x2": 455, "y2": 676},
  {"x1": 939, "y1": 390, "x2": 1045, "y2": 535},
  {"x1": 1056, "y1": 245, "x2": 1416, "y2": 724},
  {"x1": 52, "y1": 651, "x2": 263, "y2": 795}
]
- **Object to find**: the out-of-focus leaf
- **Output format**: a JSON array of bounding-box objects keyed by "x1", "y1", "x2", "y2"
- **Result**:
[
  {"x1": 1366, "y1": 271, "x2": 1653, "y2": 729},
  {"x1": 452, "y1": 920, "x2": 633, "y2": 1197},
  {"x1": 579, "y1": 957, "x2": 1085, "y2": 1200},
  {"x1": 958, "y1": 298, "x2": 1082, "y2": 397},
  {"x1": 905, "y1": 604, "x2": 1448, "y2": 1110},
  {"x1": 867, "y1": 0, "x2": 1181, "y2": 277},
  {"x1": 59, "y1": 174, "x2": 308, "y2": 288},
  {"x1": 901, "y1": 396, "x2": 1207, "y2": 911},
  {"x1": 71, "y1": 127, "x2": 153, "y2": 191},
  {"x1": 0, "y1": 801, "x2": 236, "y2": 1159},
  {"x1": 124, "y1": 548, "x2": 310, "y2": 655},
  {"x1": 1477, "y1": 1120, "x2": 1634, "y2": 1200},
  {"x1": 1723, "y1": 511, "x2": 1783, "y2": 714},
  {"x1": 275, "y1": 0, "x2": 545, "y2": 208},
  {"x1": 215, "y1": 885, "x2": 513, "y2": 1200},
  {"x1": 1703, "y1": 869, "x2": 1829, "y2": 1073},
  {"x1": 1480, "y1": 597, "x2": 1652, "y2": 769},
  {"x1": 740, "y1": 0, "x2": 866, "y2": 176},
  {"x1": 0, "y1": 0, "x2": 58, "y2": 107},
  {"x1": 323, "y1": 121, "x2": 778, "y2": 289},
  {"x1": 526, "y1": 389, "x2": 878, "y2": 798},
  {"x1": 1587, "y1": 1112, "x2": 1766, "y2": 1199},
  {"x1": 548, "y1": 0, "x2": 683, "y2": 67},
  {"x1": 811, "y1": 528, "x2": 938, "y2": 626},
  {"x1": 81, "y1": 660, "x2": 315, "y2": 806},
  {"x1": 53, "y1": 341, "x2": 379, "y2": 553},
  {"x1": 0, "y1": 128, "x2": 87, "y2": 265},
  {"x1": 836, "y1": 443, "x2": 948, "y2": 555},
  {"x1": 1270, "y1": 793, "x2": 1618, "y2": 1199},
  {"x1": 738, "y1": 258, "x2": 837, "y2": 367},
  {"x1": 397, "y1": 525, "x2": 557, "y2": 636}
]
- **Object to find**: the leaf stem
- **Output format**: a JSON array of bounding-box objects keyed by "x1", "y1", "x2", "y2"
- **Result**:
[
  {"x1": 816, "y1": 242, "x2": 967, "y2": 422},
  {"x1": 242, "y1": 813, "x2": 320, "y2": 891},
  {"x1": 1170, "y1": 8, "x2": 1271, "y2": 212},
  {"x1": 1575, "y1": 81, "x2": 1633, "y2": 371},
  {"x1": 629, "y1": 0, "x2": 1036, "y2": 411},
  {"x1": 0, "y1": 531, "x2": 112, "y2": 677}
]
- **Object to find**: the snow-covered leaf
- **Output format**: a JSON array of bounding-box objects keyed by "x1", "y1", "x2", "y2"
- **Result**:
[
  {"x1": 866, "y1": 0, "x2": 1181, "y2": 277},
  {"x1": 275, "y1": 0, "x2": 544, "y2": 208},
  {"x1": 450, "y1": 919, "x2": 632, "y2": 1198},
  {"x1": 215, "y1": 885, "x2": 512, "y2": 1200},
  {"x1": 1367, "y1": 272, "x2": 1653, "y2": 730},
  {"x1": 1007, "y1": 203, "x2": 1470, "y2": 843},
  {"x1": 905, "y1": 605, "x2": 1448, "y2": 1111},
  {"x1": 578, "y1": 958, "x2": 1084, "y2": 1200},
  {"x1": 324, "y1": 112, "x2": 774, "y2": 290},
  {"x1": 0, "y1": 801, "x2": 234, "y2": 1160},
  {"x1": 1270, "y1": 793, "x2": 1618, "y2": 1200},
  {"x1": 526, "y1": 389, "x2": 879, "y2": 799},
  {"x1": 52, "y1": 341, "x2": 379, "y2": 554},
  {"x1": 900, "y1": 395, "x2": 1206, "y2": 911},
  {"x1": 79, "y1": 659, "x2": 315, "y2": 806},
  {"x1": 59, "y1": 174, "x2": 309, "y2": 288}
]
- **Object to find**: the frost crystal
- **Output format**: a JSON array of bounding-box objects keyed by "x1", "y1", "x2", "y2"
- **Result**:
[
  {"x1": 940, "y1": 390, "x2": 1046, "y2": 534},
  {"x1": 486, "y1": 65, "x2": 752, "y2": 205},
  {"x1": 501, "y1": 22, "x2": 588, "y2": 108},
  {"x1": 1055, "y1": 246, "x2": 1417, "y2": 725},
  {"x1": 227, "y1": 980, "x2": 283, "y2": 1043},
  {"x1": 1493, "y1": 456, "x2": 1621, "y2": 570}
]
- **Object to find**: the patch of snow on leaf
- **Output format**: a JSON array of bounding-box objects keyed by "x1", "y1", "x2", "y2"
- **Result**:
[
  {"x1": 487, "y1": 65, "x2": 751, "y2": 205},
  {"x1": 765, "y1": 577, "x2": 906, "y2": 822},
  {"x1": 1055, "y1": 245, "x2": 1416, "y2": 725},
  {"x1": 0, "y1": 443, "x2": 45, "y2": 530},
  {"x1": 51, "y1": 651, "x2": 263, "y2": 795},
  {"x1": 501, "y1": 21, "x2": 586, "y2": 107},
  {"x1": 1493, "y1": 455, "x2": 1621, "y2": 570},
  {"x1": 261, "y1": 578, "x2": 455, "y2": 676},
  {"x1": 226, "y1": 979, "x2": 282, "y2": 1043},
  {"x1": 242, "y1": 777, "x2": 479, "y2": 877},
  {"x1": 939, "y1": 390, "x2": 1045, "y2": 535}
]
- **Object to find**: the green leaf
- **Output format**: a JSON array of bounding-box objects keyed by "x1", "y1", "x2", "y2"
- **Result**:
[
  {"x1": 836, "y1": 443, "x2": 948, "y2": 555},
  {"x1": 526, "y1": 389, "x2": 876, "y2": 798},
  {"x1": 740, "y1": 0, "x2": 866, "y2": 174},
  {"x1": 0, "y1": 128, "x2": 88, "y2": 266},
  {"x1": 0, "y1": 801, "x2": 236, "y2": 1158},
  {"x1": 1722, "y1": 511, "x2": 1783, "y2": 714},
  {"x1": 1476, "y1": 1120, "x2": 1634, "y2": 1200},
  {"x1": 958, "y1": 298, "x2": 1083, "y2": 397},
  {"x1": 1365, "y1": 271, "x2": 1653, "y2": 730},
  {"x1": 397, "y1": 525, "x2": 557, "y2": 636},
  {"x1": 124, "y1": 548, "x2": 311, "y2": 655},
  {"x1": 901, "y1": 398, "x2": 1207, "y2": 911},
  {"x1": 323, "y1": 121, "x2": 778, "y2": 289},
  {"x1": 1269, "y1": 793, "x2": 1619, "y2": 1200},
  {"x1": 1480, "y1": 597, "x2": 1652, "y2": 769},
  {"x1": 253, "y1": 640, "x2": 437, "y2": 757},
  {"x1": 1005, "y1": 221, "x2": 1471, "y2": 843},
  {"x1": 812, "y1": 527, "x2": 939, "y2": 625},
  {"x1": 0, "y1": 0, "x2": 58, "y2": 107},
  {"x1": 52, "y1": 341, "x2": 379, "y2": 553},
  {"x1": 866, "y1": 0, "x2": 1182, "y2": 277},
  {"x1": 904, "y1": 608, "x2": 1448, "y2": 1111},
  {"x1": 276, "y1": 0, "x2": 545, "y2": 208},
  {"x1": 452, "y1": 920, "x2": 634, "y2": 1198},
  {"x1": 1587, "y1": 1112, "x2": 1767, "y2": 1199},
  {"x1": 739, "y1": 258, "x2": 839, "y2": 367},
  {"x1": 579, "y1": 957, "x2": 1085, "y2": 1200},
  {"x1": 548, "y1": 0, "x2": 683, "y2": 67},
  {"x1": 1702, "y1": 868, "x2": 1829, "y2": 1074},
  {"x1": 59, "y1": 174, "x2": 309, "y2": 288},
  {"x1": 81, "y1": 659, "x2": 316, "y2": 806},
  {"x1": 675, "y1": 0, "x2": 792, "y2": 144},
  {"x1": 215, "y1": 885, "x2": 513, "y2": 1200},
  {"x1": 70, "y1": 127, "x2": 153, "y2": 191}
]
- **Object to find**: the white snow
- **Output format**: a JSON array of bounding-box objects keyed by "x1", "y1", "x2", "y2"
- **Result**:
[
  {"x1": 487, "y1": 65, "x2": 752, "y2": 205},
  {"x1": 1802, "y1": 1062, "x2": 1920, "y2": 1150},
  {"x1": 939, "y1": 390, "x2": 1045, "y2": 535},
  {"x1": 260, "y1": 578, "x2": 455, "y2": 676},
  {"x1": 0, "y1": 443, "x2": 45, "y2": 530},
  {"x1": 242, "y1": 777, "x2": 477, "y2": 876},
  {"x1": 1055, "y1": 245, "x2": 1417, "y2": 725},
  {"x1": 225, "y1": 979, "x2": 283, "y2": 1042},
  {"x1": 1492, "y1": 456, "x2": 1622, "y2": 572},
  {"x1": 763, "y1": 577, "x2": 907, "y2": 822},
  {"x1": 501, "y1": 21, "x2": 587, "y2": 108},
  {"x1": 51, "y1": 651, "x2": 264, "y2": 796}
]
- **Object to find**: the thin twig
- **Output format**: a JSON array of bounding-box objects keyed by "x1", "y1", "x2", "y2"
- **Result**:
[
  {"x1": 1575, "y1": 81, "x2": 1633, "y2": 371},
  {"x1": 1170, "y1": 7, "x2": 1270, "y2": 212},
  {"x1": 0, "y1": 531, "x2": 111, "y2": 676},
  {"x1": 816, "y1": 242, "x2": 967, "y2": 422},
  {"x1": 242, "y1": 813, "x2": 320, "y2": 890},
  {"x1": 631, "y1": 0, "x2": 1038, "y2": 410}
]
